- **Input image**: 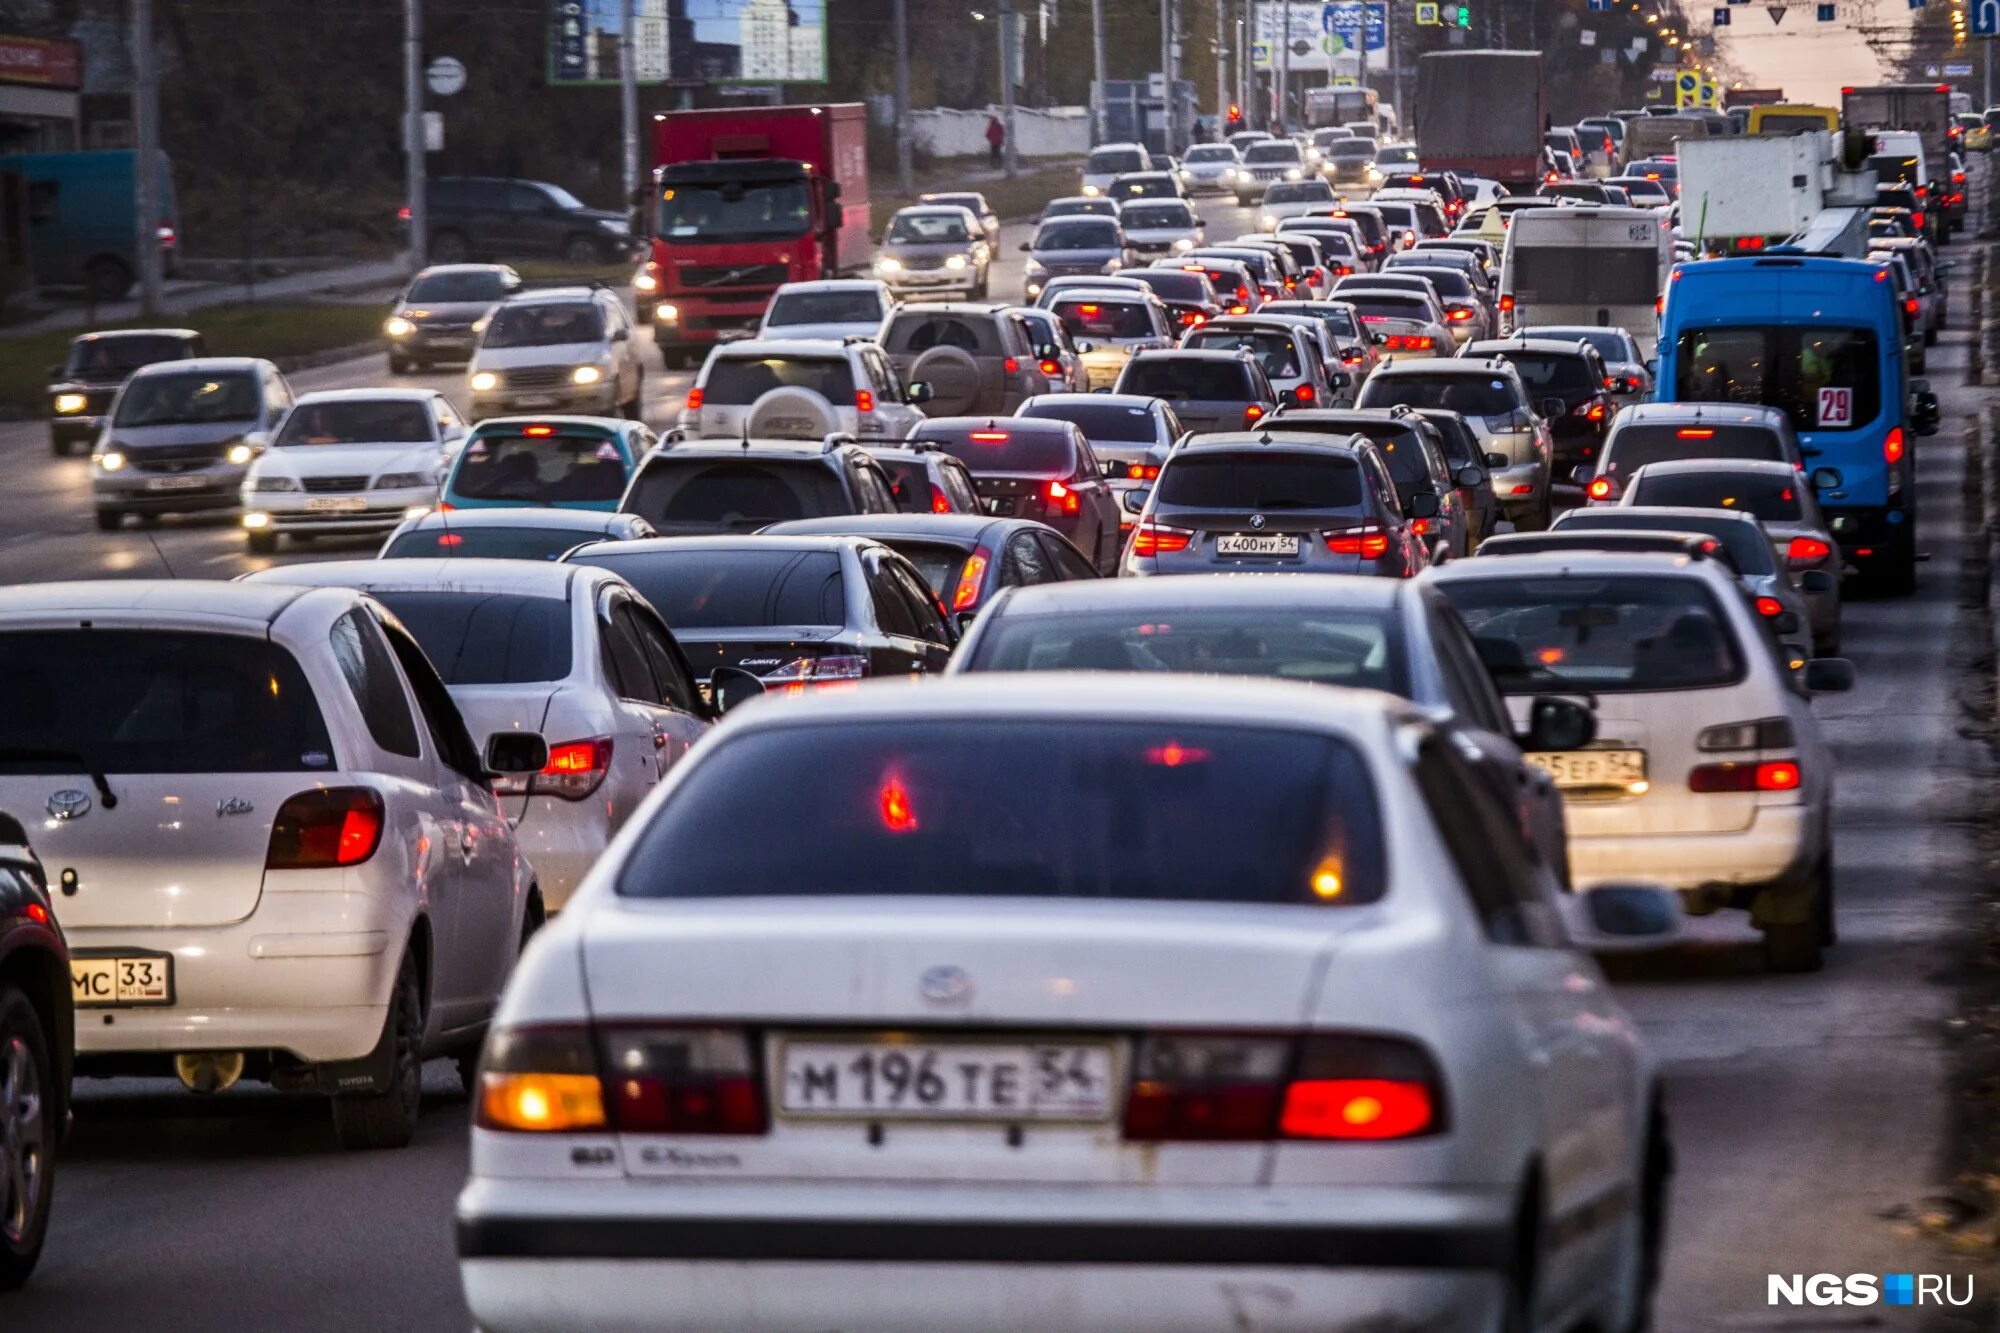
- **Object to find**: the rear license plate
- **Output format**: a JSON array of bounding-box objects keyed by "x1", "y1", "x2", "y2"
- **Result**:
[
  {"x1": 1526, "y1": 748, "x2": 1648, "y2": 791},
  {"x1": 515, "y1": 394, "x2": 561, "y2": 409},
  {"x1": 304, "y1": 497, "x2": 368, "y2": 513},
  {"x1": 71, "y1": 952, "x2": 174, "y2": 1007},
  {"x1": 145, "y1": 474, "x2": 207, "y2": 491},
  {"x1": 1216, "y1": 533, "x2": 1300, "y2": 556},
  {"x1": 778, "y1": 1037, "x2": 1117, "y2": 1122}
]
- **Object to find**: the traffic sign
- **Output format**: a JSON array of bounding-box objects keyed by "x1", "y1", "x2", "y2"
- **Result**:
[
  {"x1": 1714, "y1": 6, "x2": 1730, "y2": 22},
  {"x1": 1415, "y1": 1, "x2": 1441, "y2": 24},
  {"x1": 426, "y1": 55, "x2": 466, "y2": 97},
  {"x1": 1975, "y1": 0, "x2": 2000, "y2": 35},
  {"x1": 1946, "y1": 61, "x2": 1976, "y2": 75},
  {"x1": 1675, "y1": 70, "x2": 1701, "y2": 107}
]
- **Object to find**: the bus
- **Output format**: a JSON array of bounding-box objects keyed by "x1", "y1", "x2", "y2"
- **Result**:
[
  {"x1": 1499, "y1": 206, "x2": 1674, "y2": 356},
  {"x1": 1304, "y1": 85, "x2": 1381, "y2": 133}
]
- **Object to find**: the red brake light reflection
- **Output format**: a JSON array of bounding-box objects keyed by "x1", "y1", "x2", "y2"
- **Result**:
[
  {"x1": 970, "y1": 431, "x2": 1010, "y2": 442},
  {"x1": 1756, "y1": 596, "x2": 1784, "y2": 618},
  {"x1": 523, "y1": 424, "x2": 556, "y2": 437},
  {"x1": 1145, "y1": 742, "x2": 1210, "y2": 767},
  {"x1": 878, "y1": 773, "x2": 919, "y2": 834}
]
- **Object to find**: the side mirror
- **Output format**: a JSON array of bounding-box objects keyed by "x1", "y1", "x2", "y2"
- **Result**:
[
  {"x1": 1102, "y1": 458, "x2": 1123, "y2": 478},
  {"x1": 1122, "y1": 487, "x2": 1152, "y2": 514},
  {"x1": 954, "y1": 609, "x2": 980, "y2": 635},
  {"x1": 906, "y1": 381, "x2": 934, "y2": 404},
  {"x1": 1540, "y1": 397, "x2": 1566, "y2": 421},
  {"x1": 1018, "y1": 241, "x2": 1034, "y2": 253},
  {"x1": 1804, "y1": 657, "x2": 1856, "y2": 693},
  {"x1": 1521, "y1": 695, "x2": 1596, "y2": 751},
  {"x1": 1570, "y1": 464, "x2": 1595, "y2": 484},
  {"x1": 1484, "y1": 450, "x2": 1510, "y2": 469},
  {"x1": 1407, "y1": 490, "x2": 1441, "y2": 519},
  {"x1": 1454, "y1": 464, "x2": 1484, "y2": 489},
  {"x1": 1077, "y1": 341, "x2": 1096, "y2": 354},
  {"x1": 1644, "y1": 357, "x2": 1659, "y2": 377},
  {"x1": 1810, "y1": 466, "x2": 1844, "y2": 490},
  {"x1": 1800, "y1": 569, "x2": 1838, "y2": 595},
  {"x1": 1772, "y1": 610, "x2": 1802, "y2": 636},
  {"x1": 1913, "y1": 390, "x2": 1942, "y2": 436},
  {"x1": 1560, "y1": 884, "x2": 1686, "y2": 952},
  {"x1": 707, "y1": 666, "x2": 767, "y2": 714},
  {"x1": 610, "y1": 326, "x2": 630, "y2": 342},
  {"x1": 1372, "y1": 332, "x2": 1388, "y2": 346},
  {"x1": 484, "y1": 731, "x2": 550, "y2": 777}
]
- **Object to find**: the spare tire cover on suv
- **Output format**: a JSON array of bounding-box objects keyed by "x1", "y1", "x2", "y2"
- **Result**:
[
  {"x1": 909, "y1": 346, "x2": 984, "y2": 417},
  {"x1": 745, "y1": 386, "x2": 840, "y2": 440}
]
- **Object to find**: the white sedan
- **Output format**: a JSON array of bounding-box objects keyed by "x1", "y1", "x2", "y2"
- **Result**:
[
  {"x1": 240, "y1": 389, "x2": 467, "y2": 554},
  {"x1": 457, "y1": 675, "x2": 1677, "y2": 1333},
  {"x1": 0, "y1": 580, "x2": 547, "y2": 1148},
  {"x1": 244, "y1": 558, "x2": 717, "y2": 912}
]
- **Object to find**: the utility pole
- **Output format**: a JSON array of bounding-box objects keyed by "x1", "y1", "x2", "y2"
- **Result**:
[
  {"x1": 1239, "y1": 0, "x2": 1250, "y2": 126},
  {"x1": 619, "y1": 0, "x2": 640, "y2": 206},
  {"x1": 403, "y1": 0, "x2": 426, "y2": 274},
  {"x1": 894, "y1": 0, "x2": 913, "y2": 191},
  {"x1": 1091, "y1": 0, "x2": 1107, "y2": 144},
  {"x1": 1385, "y1": 0, "x2": 1400, "y2": 126},
  {"x1": 1214, "y1": 0, "x2": 1226, "y2": 128},
  {"x1": 132, "y1": 0, "x2": 162, "y2": 314},
  {"x1": 998, "y1": 0, "x2": 1018, "y2": 177},
  {"x1": 1277, "y1": 0, "x2": 1289, "y2": 130},
  {"x1": 1160, "y1": 0, "x2": 1176, "y2": 153}
]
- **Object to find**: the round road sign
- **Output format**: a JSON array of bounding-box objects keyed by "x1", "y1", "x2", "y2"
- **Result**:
[{"x1": 427, "y1": 56, "x2": 466, "y2": 98}]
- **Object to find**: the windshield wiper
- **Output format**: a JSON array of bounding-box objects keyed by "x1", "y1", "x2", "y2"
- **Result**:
[{"x1": 0, "y1": 746, "x2": 119, "y2": 809}]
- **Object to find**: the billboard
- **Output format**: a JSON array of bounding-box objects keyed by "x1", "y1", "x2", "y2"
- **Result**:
[
  {"x1": 1252, "y1": 3, "x2": 1386, "y2": 75},
  {"x1": 550, "y1": 1, "x2": 670, "y2": 86}
]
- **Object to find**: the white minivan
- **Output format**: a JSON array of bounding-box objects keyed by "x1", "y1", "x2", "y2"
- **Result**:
[{"x1": 1499, "y1": 205, "x2": 1674, "y2": 358}]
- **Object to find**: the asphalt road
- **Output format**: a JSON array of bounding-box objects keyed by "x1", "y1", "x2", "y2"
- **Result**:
[{"x1": 2, "y1": 191, "x2": 1997, "y2": 1331}]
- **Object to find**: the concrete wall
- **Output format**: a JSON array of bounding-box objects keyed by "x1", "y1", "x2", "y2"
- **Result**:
[{"x1": 908, "y1": 105, "x2": 1091, "y2": 159}]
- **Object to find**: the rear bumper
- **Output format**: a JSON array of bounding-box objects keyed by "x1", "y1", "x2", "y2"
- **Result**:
[
  {"x1": 511, "y1": 800, "x2": 615, "y2": 913},
  {"x1": 1569, "y1": 803, "x2": 1813, "y2": 895}
]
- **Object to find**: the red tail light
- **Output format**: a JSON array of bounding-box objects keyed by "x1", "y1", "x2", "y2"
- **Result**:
[
  {"x1": 1756, "y1": 596, "x2": 1784, "y2": 618},
  {"x1": 1382, "y1": 335, "x2": 1434, "y2": 351},
  {"x1": 929, "y1": 484, "x2": 953, "y2": 513},
  {"x1": 1179, "y1": 310, "x2": 1206, "y2": 327},
  {"x1": 397, "y1": 205, "x2": 411, "y2": 222},
  {"x1": 1914, "y1": 212, "x2": 1926, "y2": 228},
  {"x1": 1280, "y1": 1078, "x2": 1436, "y2": 1141},
  {"x1": 951, "y1": 547, "x2": 990, "y2": 610},
  {"x1": 1292, "y1": 384, "x2": 1316, "y2": 404},
  {"x1": 156, "y1": 223, "x2": 177, "y2": 249},
  {"x1": 1243, "y1": 404, "x2": 1265, "y2": 426},
  {"x1": 597, "y1": 1025, "x2": 769, "y2": 1135},
  {"x1": 494, "y1": 737, "x2": 614, "y2": 801},
  {"x1": 1334, "y1": 264, "x2": 1353, "y2": 276},
  {"x1": 855, "y1": 389, "x2": 875, "y2": 413},
  {"x1": 1409, "y1": 518, "x2": 1431, "y2": 536},
  {"x1": 476, "y1": 1025, "x2": 607, "y2": 1133},
  {"x1": 1498, "y1": 294, "x2": 1515, "y2": 313},
  {"x1": 685, "y1": 387, "x2": 704, "y2": 410},
  {"x1": 1688, "y1": 760, "x2": 1802, "y2": 793},
  {"x1": 1039, "y1": 358, "x2": 1062, "y2": 376},
  {"x1": 1325, "y1": 525, "x2": 1390, "y2": 558},
  {"x1": 1787, "y1": 536, "x2": 1832, "y2": 566},
  {"x1": 523, "y1": 424, "x2": 557, "y2": 437},
  {"x1": 1003, "y1": 357, "x2": 1020, "y2": 375},
  {"x1": 1587, "y1": 477, "x2": 1614, "y2": 501},
  {"x1": 1046, "y1": 479, "x2": 1081, "y2": 514},
  {"x1": 1884, "y1": 427, "x2": 1905, "y2": 463},
  {"x1": 1132, "y1": 519, "x2": 1193, "y2": 556},
  {"x1": 1676, "y1": 427, "x2": 1714, "y2": 438},
  {"x1": 1125, "y1": 463, "x2": 1161, "y2": 480},
  {"x1": 1447, "y1": 307, "x2": 1474, "y2": 321},
  {"x1": 1905, "y1": 297, "x2": 1920, "y2": 317},
  {"x1": 267, "y1": 787, "x2": 385, "y2": 869},
  {"x1": 970, "y1": 430, "x2": 1010, "y2": 442},
  {"x1": 1655, "y1": 294, "x2": 1665, "y2": 316},
  {"x1": 1123, "y1": 1032, "x2": 1443, "y2": 1143},
  {"x1": 436, "y1": 532, "x2": 464, "y2": 547}
]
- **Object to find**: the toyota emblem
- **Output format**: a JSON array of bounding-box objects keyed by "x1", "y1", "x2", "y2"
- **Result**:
[
  {"x1": 918, "y1": 965, "x2": 973, "y2": 1004},
  {"x1": 1249, "y1": 513, "x2": 1267, "y2": 529},
  {"x1": 46, "y1": 788, "x2": 91, "y2": 821}
]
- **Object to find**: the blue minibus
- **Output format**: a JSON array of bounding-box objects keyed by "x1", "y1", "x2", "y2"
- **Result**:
[
  {"x1": 10, "y1": 150, "x2": 179, "y2": 298},
  {"x1": 1655, "y1": 254, "x2": 1919, "y2": 593}
]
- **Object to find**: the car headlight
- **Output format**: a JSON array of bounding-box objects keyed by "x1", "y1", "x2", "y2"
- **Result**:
[
  {"x1": 54, "y1": 393, "x2": 87, "y2": 414},
  {"x1": 470, "y1": 371, "x2": 500, "y2": 392},
  {"x1": 875, "y1": 256, "x2": 903, "y2": 274},
  {"x1": 655, "y1": 302, "x2": 678, "y2": 323},
  {"x1": 1172, "y1": 237, "x2": 1195, "y2": 252},
  {"x1": 944, "y1": 254, "x2": 969, "y2": 271},
  {"x1": 252, "y1": 475, "x2": 301, "y2": 493},
  {"x1": 633, "y1": 271, "x2": 658, "y2": 293},
  {"x1": 1082, "y1": 184, "x2": 1101, "y2": 196},
  {"x1": 384, "y1": 316, "x2": 415, "y2": 338},
  {"x1": 97, "y1": 449, "x2": 126, "y2": 471},
  {"x1": 374, "y1": 471, "x2": 431, "y2": 489},
  {"x1": 1366, "y1": 167, "x2": 1382, "y2": 181},
  {"x1": 572, "y1": 365, "x2": 604, "y2": 385},
  {"x1": 227, "y1": 442, "x2": 261, "y2": 465},
  {"x1": 1286, "y1": 168, "x2": 1302, "y2": 181}
]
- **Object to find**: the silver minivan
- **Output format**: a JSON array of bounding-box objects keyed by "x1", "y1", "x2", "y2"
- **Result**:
[{"x1": 92, "y1": 356, "x2": 292, "y2": 531}]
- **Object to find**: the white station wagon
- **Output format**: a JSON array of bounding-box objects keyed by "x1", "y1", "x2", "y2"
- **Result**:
[
  {"x1": 0, "y1": 581, "x2": 548, "y2": 1148},
  {"x1": 457, "y1": 675, "x2": 1678, "y2": 1333}
]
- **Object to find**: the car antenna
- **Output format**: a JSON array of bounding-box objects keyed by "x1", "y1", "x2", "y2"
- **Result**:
[{"x1": 142, "y1": 527, "x2": 179, "y2": 578}]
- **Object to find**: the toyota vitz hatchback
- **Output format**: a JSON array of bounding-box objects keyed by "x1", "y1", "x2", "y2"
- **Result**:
[{"x1": 456, "y1": 675, "x2": 1678, "y2": 1333}]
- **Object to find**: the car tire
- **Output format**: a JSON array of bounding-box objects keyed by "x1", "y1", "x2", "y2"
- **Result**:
[
  {"x1": 429, "y1": 231, "x2": 471, "y2": 264},
  {"x1": 562, "y1": 236, "x2": 602, "y2": 265},
  {"x1": 93, "y1": 509, "x2": 123, "y2": 532},
  {"x1": 48, "y1": 434, "x2": 72, "y2": 458},
  {"x1": 388, "y1": 352, "x2": 413, "y2": 375},
  {"x1": 0, "y1": 987, "x2": 56, "y2": 1292},
  {"x1": 659, "y1": 343, "x2": 691, "y2": 372},
  {"x1": 1498, "y1": 1185, "x2": 1544, "y2": 1333},
  {"x1": 1761, "y1": 904, "x2": 1824, "y2": 974},
  {"x1": 623, "y1": 378, "x2": 644, "y2": 421},
  {"x1": 1816, "y1": 855, "x2": 1837, "y2": 947},
  {"x1": 330, "y1": 952, "x2": 424, "y2": 1151},
  {"x1": 1924, "y1": 326, "x2": 1940, "y2": 347},
  {"x1": 246, "y1": 530, "x2": 279, "y2": 555}
]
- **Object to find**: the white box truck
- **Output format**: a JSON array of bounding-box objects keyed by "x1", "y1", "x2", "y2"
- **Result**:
[{"x1": 1677, "y1": 132, "x2": 1834, "y2": 254}]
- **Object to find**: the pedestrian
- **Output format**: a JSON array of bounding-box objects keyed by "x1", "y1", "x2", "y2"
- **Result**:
[{"x1": 986, "y1": 114, "x2": 1005, "y2": 169}]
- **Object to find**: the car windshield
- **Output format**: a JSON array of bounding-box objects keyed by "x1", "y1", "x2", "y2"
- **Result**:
[
  {"x1": 1121, "y1": 203, "x2": 1193, "y2": 229},
  {"x1": 450, "y1": 432, "x2": 628, "y2": 505},
  {"x1": 575, "y1": 548, "x2": 844, "y2": 630},
  {"x1": 407, "y1": 270, "x2": 511, "y2": 303},
  {"x1": 381, "y1": 525, "x2": 612, "y2": 561},
  {"x1": 275, "y1": 400, "x2": 433, "y2": 446},
  {"x1": 368, "y1": 591, "x2": 573, "y2": 685},
  {"x1": 1185, "y1": 146, "x2": 1236, "y2": 162},
  {"x1": 1496, "y1": 352, "x2": 1597, "y2": 397},
  {"x1": 924, "y1": 427, "x2": 1076, "y2": 475},
  {"x1": 1035, "y1": 220, "x2": 1119, "y2": 251},
  {"x1": 1265, "y1": 183, "x2": 1331, "y2": 204},
  {"x1": 700, "y1": 356, "x2": 855, "y2": 406},
  {"x1": 767, "y1": 290, "x2": 884, "y2": 327},
  {"x1": 1158, "y1": 452, "x2": 1362, "y2": 510},
  {"x1": 969, "y1": 605, "x2": 1407, "y2": 691},
  {"x1": 1087, "y1": 148, "x2": 1147, "y2": 173},
  {"x1": 616, "y1": 719, "x2": 1385, "y2": 905},
  {"x1": 1673, "y1": 325, "x2": 1881, "y2": 432},
  {"x1": 113, "y1": 371, "x2": 261, "y2": 427},
  {"x1": 66, "y1": 334, "x2": 187, "y2": 379},
  {"x1": 1555, "y1": 510, "x2": 1776, "y2": 575},
  {"x1": 1022, "y1": 400, "x2": 1157, "y2": 443},
  {"x1": 1119, "y1": 358, "x2": 1254, "y2": 400},
  {"x1": 888, "y1": 211, "x2": 971, "y2": 244},
  {"x1": 1345, "y1": 293, "x2": 1430, "y2": 323},
  {"x1": 481, "y1": 303, "x2": 603, "y2": 349},
  {"x1": 1628, "y1": 469, "x2": 1804, "y2": 521},
  {"x1": 658, "y1": 179, "x2": 811, "y2": 241},
  {"x1": 1245, "y1": 143, "x2": 1301, "y2": 163},
  {"x1": 0, "y1": 630, "x2": 332, "y2": 774},
  {"x1": 1053, "y1": 300, "x2": 1156, "y2": 341},
  {"x1": 1328, "y1": 143, "x2": 1376, "y2": 161},
  {"x1": 1439, "y1": 575, "x2": 1745, "y2": 695},
  {"x1": 1510, "y1": 247, "x2": 1660, "y2": 305},
  {"x1": 1182, "y1": 329, "x2": 1301, "y2": 379},
  {"x1": 623, "y1": 458, "x2": 850, "y2": 533},
  {"x1": 1128, "y1": 270, "x2": 1211, "y2": 302},
  {"x1": 1526, "y1": 328, "x2": 1630, "y2": 361},
  {"x1": 1603, "y1": 424, "x2": 1786, "y2": 481}
]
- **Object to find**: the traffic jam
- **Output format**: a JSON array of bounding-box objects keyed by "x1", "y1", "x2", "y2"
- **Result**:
[{"x1": 0, "y1": 55, "x2": 1985, "y2": 1333}]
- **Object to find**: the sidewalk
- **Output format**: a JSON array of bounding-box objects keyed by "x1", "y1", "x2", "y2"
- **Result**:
[{"x1": 9, "y1": 257, "x2": 406, "y2": 337}]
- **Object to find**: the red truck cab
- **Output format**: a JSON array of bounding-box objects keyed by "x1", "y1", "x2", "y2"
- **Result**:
[{"x1": 641, "y1": 104, "x2": 871, "y2": 369}]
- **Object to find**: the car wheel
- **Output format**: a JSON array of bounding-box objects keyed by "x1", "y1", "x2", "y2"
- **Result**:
[
  {"x1": 246, "y1": 530, "x2": 279, "y2": 555},
  {"x1": 660, "y1": 343, "x2": 691, "y2": 372},
  {"x1": 93, "y1": 509, "x2": 123, "y2": 532},
  {"x1": 1761, "y1": 902, "x2": 1825, "y2": 974},
  {"x1": 48, "y1": 434, "x2": 72, "y2": 458},
  {"x1": 429, "y1": 231, "x2": 471, "y2": 264},
  {"x1": 562, "y1": 236, "x2": 602, "y2": 264},
  {"x1": 0, "y1": 987, "x2": 55, "y2": 1291},
  {"x1": 1816, "y1": 855, "x2": 1837, "y2": 947},
  {"x1": 330, "y1": 951, "x2": 424, "y2": 1151},
  {"x1": 388, "y1": 352, "x2": 413, "y2": 375},
  {"x1": 1497, "y1": 1186, "x2": 1544, "y2": 1333},
  {"x1": 624, "y1": 377, "x2": 644, "y2": 421}
]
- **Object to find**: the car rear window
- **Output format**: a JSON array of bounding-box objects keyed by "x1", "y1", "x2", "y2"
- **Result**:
[
  {"x1": 368, "y1": 591, "x2": 573, "y2": 685},
  {"x1": 921, "y1": 426, "x2": 1077, "y2": 475},
  {"x1": 1182, "y1": 328, "x2": 1303, "y2": 380},
  {"x1": 380, "y1": 525, "x2": 606, "y2": 561},
  {"x1": 886, "y1": 314, "x2": 999, "y2": 356},
  {"x1": 623, "y1": 457, "x2": 851, "y2": 533},
  {"x1": 1495, "y1": 352, "x2": 1598, "y2": 397},
  {"x1": 276, "y1": 399, "x2": 434, "y2": 446},
  {"x1": 1671, "y1": 325, "x2": 1881, "y2": 433},
  {"x1": 1158, "y1": 451, "x2": 1363, "y2": 509},
  {"x1": 967, "y1": 606, "x2": 1406, "y2": 692},
  {"x1": 1345, "y1": 293, "x2": 1430, "y2": 323},
  {"x1": 701, "y1": 356, "x2": 855, "y2": 406},
  {"x1": 572, "y1": 548, "x2": 844, "y2": 629},
  {"x1": 1602, "y1": 424, "x2": 1786, "y2": 481},
  {"x1": 451, "y1": 432, "x2": 629, "y2": 505},
  {"x1": 1020, "y1": 400, "x2": 1157, "y2": 443},
  {"x1": 766, "y1": 290, "x2": 884, "y2": 328},
  {"x1": 1053, "y1": 299, "x2": 1157, "y2": 341},
  {"x1": 878, "y1": 540, "x2": 974, "y2": 601},
  {"x1": 1627, "y1": 470, "x2": 1804, "y2": 522},
  {"x1": 66, "y1": 334, "x2": 189, "y2": 378},
  {"x1": 616, "y1": 719, "x2": 1386, "y2": 906},
  {"x1": 1553, "y1": 510, "x2": 1776, "y2": 575},
  {"x1": 1359, "y1": 374, "x2": 1519, "y2": 417},
  {"x1": 1510, "y1": 247, "x2": 1660, "y2": 305},
  {"x1": 0, "y1": 631, "x2": 333, "y2": 774},
  {"x1": 1118, "y1": 357, "x2": 1254, "y2": 400},
  {"x1": 1127, "y1": 269, "x2": 1212, "y2": 303},
  {"x1": 1438, "y1": 575, "x2": 1745, "y2": 695}
]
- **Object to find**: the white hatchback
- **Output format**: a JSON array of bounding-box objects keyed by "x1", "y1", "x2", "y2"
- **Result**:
[
  {"x1": 244, "y1": 559, "x2": 716, "y2": 912},
  {"x1": 1428, "y1": 552, "x2": 1854, "y2": 972},
  {"x1": 0, "y1": 580, "x2": 547, "y2": 1148},
  {"x1": 457, "y1": 675, "x2": 1678, "y2": 1333},
  {"x1": 240, "y1": 389, "x2": 467, "y2": 553},
  {"x1": 678, "y1": 339, "x2": 927, "y2": 443}
]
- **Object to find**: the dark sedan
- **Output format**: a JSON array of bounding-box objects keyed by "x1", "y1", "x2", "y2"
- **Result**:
[
  {"x1": 377, "y1": 507, "x2": 657, "y2": 561},
  {"x1": 909, "y1": 416, "x2": 1124, "y2": 575},
  {"x1": 45, "y1": 327, "x2": 203, "y2": 456}
]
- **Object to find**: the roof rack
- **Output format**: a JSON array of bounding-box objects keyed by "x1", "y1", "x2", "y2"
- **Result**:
[{"x1": 820, "y1": 432, "x2": 860, "y2": 454}]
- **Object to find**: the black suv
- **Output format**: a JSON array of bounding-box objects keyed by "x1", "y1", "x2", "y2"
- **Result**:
[
  {"x1": 419, "y1": 177, "x2": 637, "y2": 265},
  {"x1": 45, "y1": 328, "x2": 205, "y2": 456},
  {"x1": 618, "y1": 436, "x2": 902, "y2": 534},
  {"x1": 0, "y1": 813, "x2": 69, "y2": 1289}
]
